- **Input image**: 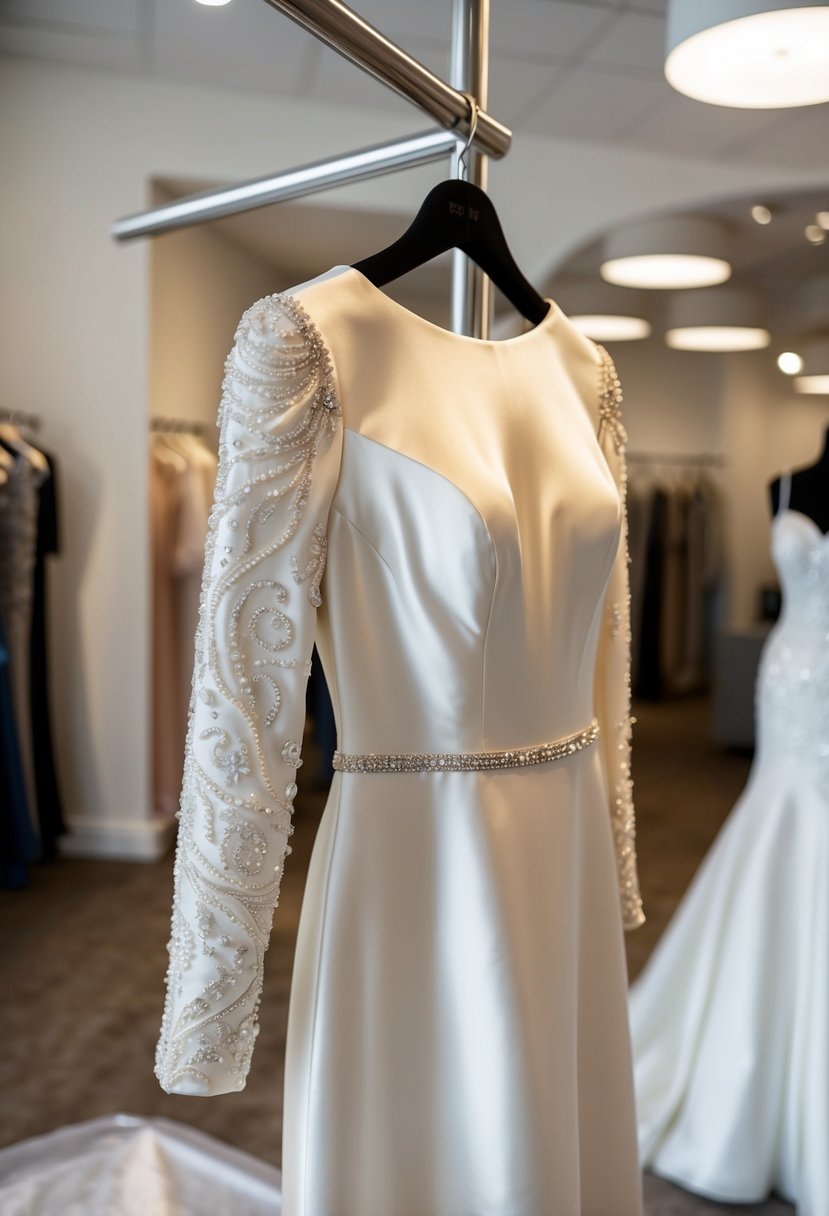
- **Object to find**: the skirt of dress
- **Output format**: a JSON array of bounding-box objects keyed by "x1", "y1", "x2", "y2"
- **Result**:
[
  {"x1": 282, "y1": 745, "x2": 642, "y2": 1216},
  {"x1": 629, "y1": 762, "x2": 829, "y2": 1214}
]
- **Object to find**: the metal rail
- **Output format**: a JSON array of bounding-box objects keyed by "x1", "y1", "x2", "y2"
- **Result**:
[
  {"x1": 112, "y1": 0, "x2": 510, "y2": 243},
  {"x1": 112, "y1": 0, "x2": 500, "y2": 342},
  {"x1": 112, "y1": 129, "x2": 459, "y2": 241},
  {"x1": 262, "y1": 0, "x2": 509, "y2": 158},
  {"x1": 450, "y1": 0, "x2": 491, "y2": 337}
]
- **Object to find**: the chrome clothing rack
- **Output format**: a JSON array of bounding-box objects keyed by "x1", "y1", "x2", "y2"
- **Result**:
[{"x1": 112, "y1": 0, "x2": 501, "y2": 338}]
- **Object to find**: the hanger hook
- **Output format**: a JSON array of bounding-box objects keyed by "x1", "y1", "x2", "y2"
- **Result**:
[{"x1": 458, "y1": 91, "x2": 479, "y2": 181}]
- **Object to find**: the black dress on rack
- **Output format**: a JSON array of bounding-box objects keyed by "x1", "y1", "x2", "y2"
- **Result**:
[
  {"x1": 29, "y1": 449, "x2": 65, "y2": 856},
  {"x1": 0, "y1": 450, "x2": 41, "y2": 888}
]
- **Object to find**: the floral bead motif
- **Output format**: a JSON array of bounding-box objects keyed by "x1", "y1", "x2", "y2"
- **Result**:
[{"x1": 281, "y1": 739, "x2": 303, "y2": 769}]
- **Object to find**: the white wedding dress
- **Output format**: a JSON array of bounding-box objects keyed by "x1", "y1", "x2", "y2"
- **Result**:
[
  {"x1": 630, "y1": 473, "x2": 829, "y2": 1213},
  {"x1": 155, "y1": 266, "x2": 644, "y2": 1216}
]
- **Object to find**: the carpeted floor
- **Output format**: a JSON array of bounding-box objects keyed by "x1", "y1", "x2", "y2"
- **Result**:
[{"x1": 0, "y1": 697, "x2": 794, "y2": 1213}]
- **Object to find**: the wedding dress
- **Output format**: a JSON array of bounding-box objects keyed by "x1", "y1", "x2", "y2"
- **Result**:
[
  {"x1": 155, "y1": 266, "x2": 644, "y2": 1216},
  {"x1": 630, "y1": 472, "x2": 829, "y2": 1213}
]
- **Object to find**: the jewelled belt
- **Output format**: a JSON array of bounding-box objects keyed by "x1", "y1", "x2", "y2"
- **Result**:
[{"x1": 332, "y1": 719, "x2": 600, "y2": 774}]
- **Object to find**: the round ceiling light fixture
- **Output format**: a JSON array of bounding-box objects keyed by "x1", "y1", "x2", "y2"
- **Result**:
[
  {"x1": 665, "y1": 286, "x2": 771, "y2": 351},
  {"x1": 552, "y1": 282, "x2": 652, "y2": 342},
  {"x1": 601, "y1": 216, "x2": 732, "y2": 290},
  {"x1": 665, "y1": 1, "x2": 829, "y2": 109},
  {"x1": 777, "y1": 350, "x2": 804, "y2": 373},
  {"x1": 794, "y1": 336, "x2": 829, "y2": 392}
]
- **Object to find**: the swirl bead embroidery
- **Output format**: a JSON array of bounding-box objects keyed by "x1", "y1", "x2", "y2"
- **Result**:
[
  {"x1": 155, "y1": 292, "x2": 340, "y2": 1096},
  {"x1": 595, "y1": 343, "x2": 644, "y2": 931}
]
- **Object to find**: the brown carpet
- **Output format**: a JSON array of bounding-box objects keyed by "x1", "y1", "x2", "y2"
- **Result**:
[{"x1": 0, "y1": 697, "x2": 794, "y2": 1213}]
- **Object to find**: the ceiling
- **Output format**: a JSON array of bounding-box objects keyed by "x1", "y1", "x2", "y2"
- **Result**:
[
  {"x1": 5, "y1": 0, "x2": 827, "y2": 337},
  {"x1": 556, "y1": 186, "x2": 829, "y2": 336},
  {"x1": 2, "y1": 0, "x2": 828, "y2": 169}
]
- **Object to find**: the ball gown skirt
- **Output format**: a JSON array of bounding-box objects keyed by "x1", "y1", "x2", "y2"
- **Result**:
[{"x1": 630, "y1": 504, "x2": 829, "y2": 1214}]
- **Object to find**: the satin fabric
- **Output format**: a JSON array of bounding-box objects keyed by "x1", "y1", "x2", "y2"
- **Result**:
[
  {"x1": 155, "y1": 266, "x2": 642, "y2": 1215},
  {"x1": 281, "y1": 269, "x2": 641, "y2": 1215},
  {"x1": 0, "y1": 1115, "x2": 282, "y2": 1215},
  {"x1": 630, "y1": 507, "x2": 829, "y2": 1212}
]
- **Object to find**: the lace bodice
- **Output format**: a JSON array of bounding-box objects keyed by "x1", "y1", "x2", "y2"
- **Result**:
[{"x1": 757, "y1": 506, "x2": 829, "y2": 783}]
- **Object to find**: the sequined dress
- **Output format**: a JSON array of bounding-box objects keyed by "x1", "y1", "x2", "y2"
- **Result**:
[
  {"x1": 630, "y1": 478, "x2": 829, "y2": 1214},
  {"x1": 155, "y1": 266, "x2": 644, "y2": 1216}
]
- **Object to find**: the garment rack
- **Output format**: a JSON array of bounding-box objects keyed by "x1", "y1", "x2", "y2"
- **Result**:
[
  {"x1": 0, "y1": 407, "x2": 41, "y2": 432},
  {"x1": 113, "y1": 0, "x2": 503, "y2": 339},
  {"x1": 150, "y1": 416, "x2": 210, "y2": 437},
  {"x1": 628, "y1": 452, "x2": 727, "y2": 468}
]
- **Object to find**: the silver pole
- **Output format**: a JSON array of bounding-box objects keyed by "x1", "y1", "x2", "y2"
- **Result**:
[
  {"x1": 262, "y1": 0, "x2": 510, "y2": 160},
  {"x1": 450, "y1": 0, "x2": 492, "y2": 339},
  {"x1": 112, "y1": 129, "x2": 458, "y2": 241}
]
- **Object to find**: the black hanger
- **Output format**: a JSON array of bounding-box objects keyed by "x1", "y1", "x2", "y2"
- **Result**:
[{"x1": 352, "y1": 177, "x2": 550, "y2": 327}]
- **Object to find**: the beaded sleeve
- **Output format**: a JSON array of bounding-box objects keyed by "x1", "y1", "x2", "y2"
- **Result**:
[
  {"x1": 593, "y1": 345, "x2": 645, "y2": 932},
  {"x1": 155, "y1": 293, "x2": 342, "y2": 1095}
]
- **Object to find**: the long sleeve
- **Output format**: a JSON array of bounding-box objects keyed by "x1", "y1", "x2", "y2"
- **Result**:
[
  {"x1": 593, "y1": 346, "x2": 645, "y2": 932},
  {"x1": 155, "y1": 293, "x2": 342, "y2": 1096}
]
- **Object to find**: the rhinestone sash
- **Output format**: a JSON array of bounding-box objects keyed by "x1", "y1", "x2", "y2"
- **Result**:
[{"x1": 333, "y1": 719, "x2": 600, "y2": 774}]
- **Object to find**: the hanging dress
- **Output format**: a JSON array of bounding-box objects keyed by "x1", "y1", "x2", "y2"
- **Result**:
[{"x1": 156, "y1": 267, "x2": 644, "y2": 1216}]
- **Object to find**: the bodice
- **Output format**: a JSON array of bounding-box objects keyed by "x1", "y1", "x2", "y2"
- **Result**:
[
  {"x1": 312, "y1": 276, "x2": 622, "y2": 756},
  {"x1": 756, "y1": 510, "x2": 829, "y2": 783}
]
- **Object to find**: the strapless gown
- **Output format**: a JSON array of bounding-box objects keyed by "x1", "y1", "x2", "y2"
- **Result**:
[{"x1": 630, "y1": 503, "x2": 829, "y2": 1214}]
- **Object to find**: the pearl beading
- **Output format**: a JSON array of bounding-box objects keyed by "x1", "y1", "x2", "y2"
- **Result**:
[
  {"x1": 595, "y1": 343, "x2": 644, "y2": 932},
  {"x1": 155, "y1": 291, "x2": 341, "y2": 1096},
  {"x1": 333, "y1": 720, "x2": 600, "y2": 774}
]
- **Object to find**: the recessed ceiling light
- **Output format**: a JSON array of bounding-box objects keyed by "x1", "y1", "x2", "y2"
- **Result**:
[
  {"x1": 570, "y1": 315, "x2": 652, "y2": 342},
  {"x1": 667, "y1": 326, "x2": 771, "y2": 352},
  {"x1": 601, "y1": 216, "x2": 732, "y2": 290},
  {"x1": 805, "y1": 224, "x2": 827, "y2": 244},
  {"x1": 817, "y1": 211, "x2": 829, "y2": 230},
  {"x1": 777, "y1": 351, "x2": 804, "y2": 374},
  {"x1": 602, "y1": 255, "x2": 732, "y2": 290},
  {"x1": 665, "y1": 286, "x2": 770, "y2": 351},
  {"x1": 553, "y1": 281, "x2": 652, "y2": 342},
  {"x1": 794, "y1": 336, "x2": 829, "y2": 390},
  {"x1": 751, "y1": 204, "x2": 773, "y2": 224},
  {"x1": 666, "y1": 2, "x2": 829, "y2": 108},
  {"x1": 195, "y1": 0, "x2": 232, "y2": 6},
  {"x1": 794, "y1": 374, "x2": 829, "y2": 394}
]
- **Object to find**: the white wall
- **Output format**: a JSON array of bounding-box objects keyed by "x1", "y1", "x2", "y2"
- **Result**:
[
  {"x1": 719, "y1": 359, "x2": 829, "y2": 627},
  {"x1": 2, "y1": 52, "x2": 826, "y2": 856},
  {"x1": 612, "y1": 339, "x2": 725, "y2": 458},
  {"x1": 150, "y1": 192, "x2": 280, "y2": 429},
  {"x1": 612, "y1": 339, "x2": 829, "y2": 630}
]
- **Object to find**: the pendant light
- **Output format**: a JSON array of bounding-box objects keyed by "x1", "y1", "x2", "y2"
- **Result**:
[
  {"x1": 666, "y1": 1, "x2": 829, "y2": 108},
  {"x1": 794, "y1": 336, "x2": 829, "y2": 392},
  {"x1": 665, "y1": 286, "x2": 771, "y2": 351},
  {"x1": 552, "y1": 282, "x2": 651, "y2": 342},
  {"x1": 601, "y1": 217, "x2": 731, "y2": 290}
]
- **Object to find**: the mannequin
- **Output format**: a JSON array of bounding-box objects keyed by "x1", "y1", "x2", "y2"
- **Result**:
[{"x1": 769, "y1": 423, "x2": 829, "y2": 531}]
